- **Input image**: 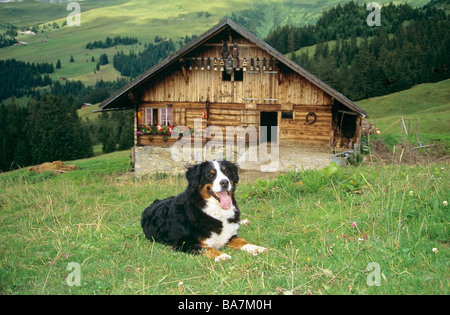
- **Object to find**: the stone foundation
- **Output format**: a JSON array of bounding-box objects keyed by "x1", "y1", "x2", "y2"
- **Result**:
[
  {"x1": 133, "y1": 143, "x2": 332, "y2": 177},
  {"x1": 134, "y1": 146, "x2": 189, "y2": 177}
]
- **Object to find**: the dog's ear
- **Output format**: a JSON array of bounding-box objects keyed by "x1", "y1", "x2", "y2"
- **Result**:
[
  {"x1": 185, "y1": 163, "x2": 202, "y2": 191},
  {"x1": 230, "y1": 162, "x2": 239, "y2": 184}
]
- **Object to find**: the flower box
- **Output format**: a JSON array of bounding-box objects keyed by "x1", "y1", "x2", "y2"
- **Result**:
[{"x1": 138, "y1": 133, "x2": 178, "y2": 146}]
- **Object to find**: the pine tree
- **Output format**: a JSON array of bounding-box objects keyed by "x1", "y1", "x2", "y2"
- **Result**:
[
  {"x1": 103, "y1": 132, "x2": 117, "y2": 153},
  {"x1": 0, "y1": 104, "x2": 7, "y2": 171},
  {"x1": 56, "y1": 59, "x2": 61, "y2": 69},
  {"x1": 28, "y1": 95, "x2": 92, "y2": 164},
  {"x1": 30, "y1": 95, "x2": 66, "y2": 163},
  {"x1": 99, "y1": 53, "x2": 109, "y2": 66}
]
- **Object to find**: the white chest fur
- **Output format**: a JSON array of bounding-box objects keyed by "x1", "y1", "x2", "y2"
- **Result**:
[{"x1": 202, "y1": 199, "x2": 240, "y2": 250}]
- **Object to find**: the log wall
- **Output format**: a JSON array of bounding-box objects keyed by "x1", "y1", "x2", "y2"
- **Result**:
[
  {"x1": 141, "y1": 38, "x2": 332, "y2": 107},
  {"x1": 138, "y1": 37, "x2": 334, "y2": 148}
]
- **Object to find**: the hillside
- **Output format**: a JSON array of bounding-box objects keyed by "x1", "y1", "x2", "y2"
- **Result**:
[
  {"x1": 357, "y1": 79, "x2": 450, "y2": 136},
  {"x1": 357, "y1": 79, "x2": 450, "y2": 156},
  {"x1": 0, "y1": 0, "x2": 432, "y2": 84}
]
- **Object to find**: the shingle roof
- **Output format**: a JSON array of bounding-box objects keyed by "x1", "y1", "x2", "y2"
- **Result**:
[{"x1": 98, "y1": 18, "x2": 367, "y2": 118}]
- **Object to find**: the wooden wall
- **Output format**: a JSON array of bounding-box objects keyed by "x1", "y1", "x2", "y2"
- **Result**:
[
  {"x1": 139, "y1": 36, "x2": 334, "y2": 148},
  {"x1": 141, "y1": 37, "x2": 332, "y2": 107},
  {"x1": 138, "y1": 102, "x2": 333, "y2": 147}
]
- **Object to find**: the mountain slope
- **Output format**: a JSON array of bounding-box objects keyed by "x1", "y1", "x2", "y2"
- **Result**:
[
  {"x1": 357, "y1": 79, "x2": 450, "y2": 138},
  {"x1": 0, "y1": 0, "x2": 436, "y2": 84}
]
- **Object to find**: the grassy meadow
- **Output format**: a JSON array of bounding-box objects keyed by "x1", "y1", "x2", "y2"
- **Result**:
[
  {"x1": 0, "y1": 150, "x2": 448, "y2": 295},
  {"x1": 357, "y1": 79, "x2": 450, "y2": 154}
]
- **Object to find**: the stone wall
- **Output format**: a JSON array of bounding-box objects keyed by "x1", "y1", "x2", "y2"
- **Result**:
[
  {"x1": 134, "y1": 146, "x2": 189, "y2": 177},
  {"x1": 133, "y1": 144, "x2": 331, "y2": 177}
]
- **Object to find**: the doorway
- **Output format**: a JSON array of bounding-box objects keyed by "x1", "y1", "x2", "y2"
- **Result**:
[{"x1": 260, "y1": 112, "x2": 278, "y2": 142}]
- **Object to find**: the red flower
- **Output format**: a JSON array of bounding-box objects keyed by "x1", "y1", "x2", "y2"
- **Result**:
[
  {"x1": 156, "y1": 124, "x2": 163, "y2": 132},
  {"x1": 168, "y1": 126, "x2": 173, "y2": 135}
]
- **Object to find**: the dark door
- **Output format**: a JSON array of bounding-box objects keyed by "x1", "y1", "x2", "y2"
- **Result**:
[{"x1": 260, "y1": 112, "x2": 278, "y2": 142}]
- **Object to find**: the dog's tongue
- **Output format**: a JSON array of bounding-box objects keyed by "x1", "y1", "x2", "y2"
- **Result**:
[{"x1": 217, "y1": 191, "x2": 231, "y2": 209}]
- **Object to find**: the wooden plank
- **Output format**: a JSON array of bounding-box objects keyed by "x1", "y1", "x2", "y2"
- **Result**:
[
  {"x1": 258, "y1": 104, "x2": 281, "y2": 111},
  {"x1": 293, "y1": 104, "x2": 331, "y2": 111},
  {"x1": 281, "y1": 139, "x2": 331, "y2": 147},
  {"x1": 209, "y1": 109, "x2": 241, "y2": 115},
  {"x1": 280, "y1": 129, "x2": 331, "y2": 136}
]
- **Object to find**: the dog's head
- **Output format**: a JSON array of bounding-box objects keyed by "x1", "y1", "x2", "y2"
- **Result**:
[{"x1": 185, "y1": 160, "x2": 239, "y2": 210}]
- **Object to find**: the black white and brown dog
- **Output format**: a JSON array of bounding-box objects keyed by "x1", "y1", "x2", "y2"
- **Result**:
[{"x1": 141, "y1": 160, "x2": 267, "y2": 262}]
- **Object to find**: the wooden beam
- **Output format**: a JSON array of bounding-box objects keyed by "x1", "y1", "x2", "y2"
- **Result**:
[
  {"x1": 181, "y1": 65, "x2": 189, "y2": 84},
  {"x1": 338, "y1": 110, "x2": 358, "y2": 116},
  {"x1": 204, "y1": 44, "x2": 258, "y2": 48},
  {"x1": 278, "y1": 72, "x2": 283, "y2": 85}
]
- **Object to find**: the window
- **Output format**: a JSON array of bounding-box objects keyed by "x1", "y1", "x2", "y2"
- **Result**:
[
  {"x1": 145, "y1": 108, "x2": 158, "y2": 125},
  {"x1": 160, "y1": 108, "x2": 173, "y2": 126},
  {"x1": 222, "y1": 70, "x2": 244, "y2": 82},
  {"x1": 282, "y1": 111, "x2": 294, "y2": 120},
  {"x1": 234, "y1": 69, "x2": 243, "y2": 81},
  {"x1": 222, "y1": 71, "x2": 232, "y2": 81}
]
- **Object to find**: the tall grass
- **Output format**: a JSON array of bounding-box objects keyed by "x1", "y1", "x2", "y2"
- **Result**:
[{"x1": 0, "y1": 151, "x2": 448, "y2": 294}]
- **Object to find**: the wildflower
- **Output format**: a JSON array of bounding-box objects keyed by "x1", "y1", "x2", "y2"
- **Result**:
[
  {"x1": 351, "y1": 222, "x2": 358, "y2": 228},
  {"x1": 409, "y1": 190, "x2": 414, "y2": 196},
  {"x1": 432, "y1": 248, "x2": 438, "y2": 253},
  {"x1": 443, "y1": 201, "x2": 448, "y2": 207}
]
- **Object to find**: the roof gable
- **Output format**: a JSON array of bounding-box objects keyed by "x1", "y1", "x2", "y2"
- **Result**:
[{"x1": 98, "y1": 19, "x2": 367, "y2": 118}]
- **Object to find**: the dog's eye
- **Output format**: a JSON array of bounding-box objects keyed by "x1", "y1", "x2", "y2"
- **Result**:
[{"x1": 208, "y1": 173, "x2": 215, "y2": 179}]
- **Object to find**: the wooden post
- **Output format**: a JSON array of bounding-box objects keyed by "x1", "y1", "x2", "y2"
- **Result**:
[
  {"x1": 401, "y1": 116, "x2": 404, "y2": 135},
  {"x1": 408, "y1": 118, "x2": 411, "y2": 136},
  {"x1": 416, "y1": 118, "x2": 420, "y2": 142},
  {"x1": 401, "y1": 116, "x2": 409, "y2": 136}
]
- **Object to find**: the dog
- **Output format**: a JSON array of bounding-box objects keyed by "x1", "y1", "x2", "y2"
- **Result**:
[{"x1": 141, "y1": 160, "x2": 267, "y2": 262}]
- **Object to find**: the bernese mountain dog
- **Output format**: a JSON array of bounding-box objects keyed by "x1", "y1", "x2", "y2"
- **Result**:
[{"x1": 141, "y1": 160, "x2": 267, "y2": 262}]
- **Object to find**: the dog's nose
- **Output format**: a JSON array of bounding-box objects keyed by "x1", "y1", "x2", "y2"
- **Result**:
[{"x1": 220, "y1": 179, "x2": 229, "y2": 190}]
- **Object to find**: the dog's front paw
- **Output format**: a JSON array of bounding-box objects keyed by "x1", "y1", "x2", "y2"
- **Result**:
[
  {"x1": 241, "y1": 244, "x2": 267, "y2": 256},
  {"x1": 215, "y1": 253, "x2": 232, "y2": 262}
]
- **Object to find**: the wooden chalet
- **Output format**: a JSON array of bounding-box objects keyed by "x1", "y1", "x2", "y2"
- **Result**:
[{"x1": 98, "y1": 19, "x2": 367, "y2": 153}]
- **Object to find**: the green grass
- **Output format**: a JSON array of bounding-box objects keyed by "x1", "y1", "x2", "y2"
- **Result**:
[
  {"x1": 357, "y1": 79, "x2": 450, "y2": 153},
  {"x1": 0, "y1": 150, "x2": 448, "y2": 295}
]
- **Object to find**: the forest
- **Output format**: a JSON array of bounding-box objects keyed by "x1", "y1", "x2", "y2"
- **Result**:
[
  {"x1": 0, "y1": 39, "x2": 176, "y2": 172},
  {"x1": 0, "y1": 91, "x2": 134, "y2": 172},
  {"x1": 0, "y1": 59, "x2": 53, "y2": 101},
  {"x1": 85, "y1": 36, "x2": 139, "y2": 49},
  {"x1": 112, "y1": 39, "x2": 176, "y2": 78},
  {"x1": 265, "y1": 2, "x2": 450, "y2": 100}
]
